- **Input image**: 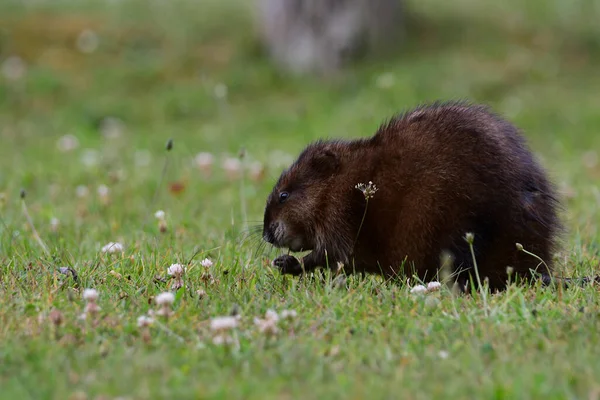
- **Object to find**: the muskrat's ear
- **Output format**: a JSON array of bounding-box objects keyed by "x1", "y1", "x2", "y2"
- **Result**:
[{"x1": 310, "y1": 149, "x2": 340, "y2": 176}]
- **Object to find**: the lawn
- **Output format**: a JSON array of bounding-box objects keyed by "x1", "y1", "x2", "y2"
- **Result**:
[{"x1": 1, "y1": 0, "x2": 600, "y2": 398}]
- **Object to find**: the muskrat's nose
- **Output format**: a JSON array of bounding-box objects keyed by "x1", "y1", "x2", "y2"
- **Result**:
[{"x1": 263, "y1": 221, "x2": 279, "y2": 244}]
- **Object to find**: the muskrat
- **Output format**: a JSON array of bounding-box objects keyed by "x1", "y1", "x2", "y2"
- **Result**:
[{"x1": 262, "y1": 101, "x2": 566, "y2": 291}]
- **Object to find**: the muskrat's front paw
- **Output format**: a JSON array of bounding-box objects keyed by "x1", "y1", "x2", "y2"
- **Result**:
[{"x1": 273, "y1": 255, "x2": 303, "y2": 276}]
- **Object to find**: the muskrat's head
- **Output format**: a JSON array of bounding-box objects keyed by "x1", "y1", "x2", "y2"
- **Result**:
[{"x1": 262, "y1": 141, "x2": 342, "y2": 252}]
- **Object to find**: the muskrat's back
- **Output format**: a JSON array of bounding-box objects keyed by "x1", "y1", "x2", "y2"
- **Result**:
[{"x1": 263, "y1": 101, "x2": 561, "y2": 291}]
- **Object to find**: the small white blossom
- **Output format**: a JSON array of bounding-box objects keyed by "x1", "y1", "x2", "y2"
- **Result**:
[
  {"x1": 80, "y1": 149, "x2": 99, "y2": 167},
  {"x1": 254, "y1": 316, "x2": 279, "y2": 336},
  {"x1": 210, "y1": 316, "x2": 238, "y2": 332},
  {"x1": 222, "y1": 157, "x2": 242, "y2": 180},
  {"x1": 247, "y1": 161, "x2": 265, "y2": 182},
  {"x1": 167, "y1": 263, "x2": 185, "y2": 277},
  {"x1": 212, "y1": 333, "x2": 235, "y2": 346},
  {"x1": 280, "y1": 309, "x2": 297, "y2": 319},
  {"x1": 155, "y1": 292, "x2": 175, "y2": 306},
  {"x1": 97, "y1": 184, "x2": 109, "y2": 198},
  {"x1": 137, "y1": 315, "x2": 154, "y2": 328},
  {"x1": 76, "y1": 185, "x2": 89, "y2": 198},
  {"x1": 83, "y1": 288, "x2": 99, "y2": 301},
  {"x1": 154, "y1": 210, "x2": 166, "y2": 220},
  {"x1": 1, "y1": 56, "x2": 26, "y2": 80},
  {"x1": 265, "y1": 309, "x2": 279, "y2": 322},
  {"x1": 76, "y1": 29, "x2": 99, "y2": 54},
  {"x1": 99, "y1": 116, "x2": 124, "y2": 139},
  {"x1": 355, "y1": 181, "x2": 378, "y2": 199},
  {"x1": 410, "y1": 284, "x2": 427, "y2": 294},
  {"x1": 194, "y1": 152, "x2": 214, "y2": 173},
  {"x1": 213, "y1": 83, "x2": 228, "y2": 99},
  {"x1": 101, "y1": 242, "x2": 124, "y2": 253},
  {"x1": 200, "y1": 258, "x2": 213, "y2": 268},
  {"x1": 56, "y1": 134, "x2": 79, "y2": 152},
  {"x1": 50, "y1": 217, "x2": 60, "y2": 232},
  {"x1": 427, "y1": 281, "x2": 442, "y2": 291},
  {"x1": 438, "y1": 350, "x2": 449, "y2": 359}
]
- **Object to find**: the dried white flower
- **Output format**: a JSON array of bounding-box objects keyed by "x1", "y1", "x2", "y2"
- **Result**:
[
  {"x1": 265, "y1": 309, "x2": 279, "y2": 322},
  {"x1": 97, "y1": 184, "x2": 110, "y2": 198},
  {"x1": 99, "y1": 117, "x2": 124, "y2": 139},
  {"x1": 280, "y1": 309, "x2": 298, "y2": 319},
  {"x1": 1, "y1": 56, "x2": 26, "y2": 81},
  {"x1": 101, "y1": 242, "x2": 124, "y2": 253},
  {"x1": 154, "y1": 210, "x2": 166, "y2": 220},
  {"x1": 155, "y1": 292, "x2": 175, "y2": 306},
  {"x1": 83, "y1": 288, "x2": 99, "y2": 301},
  {"x1": 76, "y1": 29, "x2": 99, "y2": 54},
  {"x1": 247, "y1": 161, "x2": 265, "y2": 182},
  {"x1": 200, "y1": 258, "x2": 213, "y2": 268},
  {"x1": 50, "y1": 217, "x2": 60, "y2": 232},
  {"x1": 76, "y1": 185, "x2": 89, "y2": 198},
  {"x1": 212, "y1": 333, "x2": 235, "y2": 346},
  {"x1": 194, "y1": 152, "x2": 214, "y2": 174},
  {"x1": 213, "y1": 83, "x2": 228, "y2": 99},
  {"x1": 80, "y1": 149, "x2": 99, "y2": 167},
  {"x1": 56, "y1": 134, "x2": 79, "y2": 152},
  {"x1": 137, "y1": 315, "x2": 154, "y2": 328},
  {"x1": 222, "y1": 157, "x2": 242, "y2": 180},
  {"x1": 210, "y1": 316, "x2": 238, "y2": 332},
  {"x1": 410, "y1": 284, "x2": 427, "y2": 294},
  {"x1": 167, "y1": 263, "x2": 185, "y2": 277},
  {"x1": 254, "y1": 316, "x2": 279, "y2": 336},
  {"x1": 355, "y1": 181, "x2": 378, "y2": 199},
  {"x1": 427, "y1": 281, "x2": 442, "y2": 291}
]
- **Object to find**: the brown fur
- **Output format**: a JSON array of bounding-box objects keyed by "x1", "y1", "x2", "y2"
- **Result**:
[{"x1": 262, "y1": 101, "x2": 562, "y2": 291}]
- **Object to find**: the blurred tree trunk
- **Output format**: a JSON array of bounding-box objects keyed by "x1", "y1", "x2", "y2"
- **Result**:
[{"x1": 256, "y1": 0, "x2": 405, "y2": 76}]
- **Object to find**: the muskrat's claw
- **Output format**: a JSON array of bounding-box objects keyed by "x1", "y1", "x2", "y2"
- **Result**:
[{"x1": 273, "y1": 255, "x2": 303, "y2": 276}]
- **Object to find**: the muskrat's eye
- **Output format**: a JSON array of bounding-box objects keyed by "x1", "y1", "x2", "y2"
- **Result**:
[{"x1": 279, "y1": 191, "x2": 290, "y2": 203}]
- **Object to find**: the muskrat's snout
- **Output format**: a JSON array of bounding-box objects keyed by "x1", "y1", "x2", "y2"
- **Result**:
[{"x1": 263, "y1": 219, "x2": 283, "y2": 247}]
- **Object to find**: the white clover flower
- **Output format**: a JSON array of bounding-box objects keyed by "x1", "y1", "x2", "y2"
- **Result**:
[
  {"x1": 1, "y1": 56, "x2": 26, "y2": 81},
  {"x1": 137, "y1": 315, "x2": 154, "y2": 328},
  {"x1": 438, "y1": 350, "x2": 449, "y2": 359},
  {"x1": 247, "y1": 161, "x2": 265, "y2": 182},
  {"x1": 99, "y1": 117, "x2": 124, "y2": 139},
  {"x1": 97, "y1": 184, "x2": 110, "y2": 198},
  {"x1": 213, "y1": 83, "x2": 228, "y2": 99},
  {"x1": 194, "y1": 152, "x2": 214, "y2": 173},
  {"x1": 155, "y1": 292, "x2": 175, "y2": 306},
  {"x1": 101, "y1": 242, "x2": 124, "y2": 253},
  {"x1": 280, "y1": 309, "x2": 297, "y2": 319},
  {"x1": 427, "y1": 281, "x2": 442, "y2": 291},
  {"x1": 212, "y1": 333, "x2": 235, "y2": 346},
  {"x1": 56, "y1": 134, "x2": 79, "y2": 152},
  {"x1": 410, "y1": 284, "x2": 427, "y2": 294},
  {"x1": 167, "y1": 263, "x2": 185, "y2": 277},
  {"x1": 154, "y1": 210, "x2": 166, "y2": 220},
  {"x1": 85, "y1": 302, "x2": 101, "y2": 314},
  {"x1": 265, "y1": 309, "x2": 279, "y2": 322},
  {"x1": 254, "y1": 316, "x2": 279, "y2": 336},
  {"x1": 50, "y1": 217, "x2": 60, "y2": 232},
  {"x1": 210, "y1": 316, "x2": 238, "y2": 332},
  {"x1": 76, "y1": 29, "x2": 99, "y2": 54},
  {"x1": 355, "y1": 181, "x2": 378, "y2": 199},
  {"x1": 83, "y1": 288, "x2": 99, "y2": 301},
  {"x1": 76, "y1": 185, "x2": 89, "y2": 198},
  {"x1": 222, "y1": 157, "x2": 242, "y2": 179},
  {"x1": 200, "y1": 258, "x2": 213, "y2": 268},
  {"x1": 80, "y1": 149, "x2": 99, "y2": 167}
]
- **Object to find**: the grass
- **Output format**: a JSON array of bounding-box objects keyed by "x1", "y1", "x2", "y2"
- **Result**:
[{"x1": 1, "y1": 0, "x2": 600, "y2": 398}]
